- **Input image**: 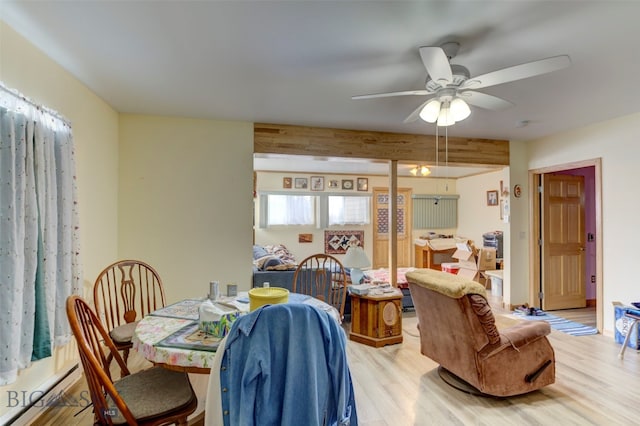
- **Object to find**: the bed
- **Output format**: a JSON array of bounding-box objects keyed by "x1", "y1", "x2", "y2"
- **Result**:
[{"x1": 363, "y1": 267, "x2": 417, "y2": 310}]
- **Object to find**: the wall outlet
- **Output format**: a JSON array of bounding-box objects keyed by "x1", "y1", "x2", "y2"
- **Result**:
[{"x1": 591, "y1": 275, "x2": 596, "y2": 283}]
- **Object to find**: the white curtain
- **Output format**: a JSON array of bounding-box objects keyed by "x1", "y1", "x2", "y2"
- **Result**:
[
  {"x1": 266, "y1": 194, "x2": 315, "y2": 226},
  {"x1": 0, "y1": 85, "x2": 81, "y2": 385}
]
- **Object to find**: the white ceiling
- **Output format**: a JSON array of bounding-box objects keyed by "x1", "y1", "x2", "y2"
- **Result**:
[
  {"x1": 2, "y1": 1, "x2": 639, "y2": 177},
  {"x1": 253, "y1": 153, "x2": 500, "y2": 178}
]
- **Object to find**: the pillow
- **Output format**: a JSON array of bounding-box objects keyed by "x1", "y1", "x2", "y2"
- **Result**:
[
  {"x1": 253, "y1": 245, "x2": 269, "y2": 260},
  {"x1": 263, "y1": 257, "x2": 284, "y2": 269},
  {"x1": 253, "y1": 255, "x2": 278, "y2": 270}
]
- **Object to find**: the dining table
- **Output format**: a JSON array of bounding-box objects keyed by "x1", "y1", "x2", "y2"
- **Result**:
[{"x1": 132, "y1": 292, "x2": 341, "y2": 374}]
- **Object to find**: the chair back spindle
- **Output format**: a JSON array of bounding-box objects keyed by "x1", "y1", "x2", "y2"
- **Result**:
[
  {"x1": 293, "y1": 254, "x2": 347, "y2": 319},
  {"x1": 93, "y1": 259, "x2": 166, "y2": 371},
  {"x1": 94, "y1": 260, "x2": 166, "y2": 329}
]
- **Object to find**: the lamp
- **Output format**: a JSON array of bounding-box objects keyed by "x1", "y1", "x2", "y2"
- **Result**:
[
  {"x1": 410, "y1": 165, "x2": 431, "y2": 176},
  {"x1": 419, "y1": 96, "x2": 470, "y2": 126},
  {"x1": 343, "y1": 246, "x2": 370, "y2": 285}
]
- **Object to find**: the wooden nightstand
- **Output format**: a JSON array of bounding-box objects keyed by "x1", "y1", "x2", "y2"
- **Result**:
[{"x1": 349, "y1": 291, "x2": 403, "y2": 347}]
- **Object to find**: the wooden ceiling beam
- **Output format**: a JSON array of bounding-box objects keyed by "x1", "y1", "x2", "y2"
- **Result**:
[{"x1": 254, "y1": 123, "x2": 509, "y2": 167}]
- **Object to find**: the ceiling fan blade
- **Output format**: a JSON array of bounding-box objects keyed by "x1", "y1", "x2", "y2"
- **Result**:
[
  {"x1": 458, "y1": 90, "x2": 514, "y2": 110},
  {"x1": 403, "y1": 98, "x2": 436, "y2": 123},
  {"x1": 419, "y1": 46, "x2": 453, "y2": 86},
  {"x1": 352, "y1": 89, "x2": 431, "y2": 100},
  {"x1": 460, "y1": 55, "x2": 571, "y2": 90}
]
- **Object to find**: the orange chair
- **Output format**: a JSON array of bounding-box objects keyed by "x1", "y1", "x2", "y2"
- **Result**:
[
  {"x1": 93, "y1": 260, "x2": 166, "y2": 370},
  {"x1": 293, "y1": 254, "x2": 348, "y2": 319},
  {"x1": 66, "y1": 295, "x2": 197, "y2": 425}
]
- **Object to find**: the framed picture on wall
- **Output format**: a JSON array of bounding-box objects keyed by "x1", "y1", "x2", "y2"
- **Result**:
[
  {"x1": 342, "y1": 179, "x2": 354, "y2": 190},
  {"x1": 294, "y1": 177, "x2": 308, "y2": 189},
  {"x1": 357, "y1": 177, "x2": 368, "y2": 191},
  {"x1": 299, "y1": 233, "x2": 313, "y2": 243},
  {"x1": 283, "y1": 177, "x2": 292, "y2": 189},
  {"x1": 310, "y1": 176, "x2": 324, "y2": 191},
  {"x1": 487, "y1": 190, "x2": 499, "y2": 206},
  {"x1": 329, "y1": 179, "x2": 339, "y2": 189}
]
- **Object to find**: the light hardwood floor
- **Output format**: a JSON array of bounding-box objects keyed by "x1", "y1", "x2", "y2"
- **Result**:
[{"x1": 33, "y1": 306, "x2": 636, "y2": 426}]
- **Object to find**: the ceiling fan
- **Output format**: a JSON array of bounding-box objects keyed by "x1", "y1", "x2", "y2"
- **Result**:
[{"x1": 352, "y1": 42, "x2": 571, "y2": 126}]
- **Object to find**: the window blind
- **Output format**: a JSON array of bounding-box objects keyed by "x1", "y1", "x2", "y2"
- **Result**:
[{"x1": 412, "y1": 194, "x2": 459, "y2": 229}]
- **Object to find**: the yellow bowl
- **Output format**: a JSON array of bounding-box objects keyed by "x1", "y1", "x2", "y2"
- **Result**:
[{"x1": 248, "y1": 287, "x2": 289, "y2": 311}]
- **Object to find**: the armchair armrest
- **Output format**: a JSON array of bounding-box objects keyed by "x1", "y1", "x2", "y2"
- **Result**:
[
  {"x1": 480, "y1": 321, "x2": 551, "y2": 359},
  {"x1": 501, "y1": 321, "x2": 551, "y2": 349}
]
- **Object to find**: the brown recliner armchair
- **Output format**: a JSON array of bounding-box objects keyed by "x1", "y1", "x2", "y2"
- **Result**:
[{"x1": 406, "y1": 269, "x2": 555, "y2": 397}]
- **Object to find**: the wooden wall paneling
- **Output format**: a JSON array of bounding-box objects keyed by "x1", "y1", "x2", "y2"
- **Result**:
[{"x1": 254, "y1": 123, "x2": 509, "y2": 166}]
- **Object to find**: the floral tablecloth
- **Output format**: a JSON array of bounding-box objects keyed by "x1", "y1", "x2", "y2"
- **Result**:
[
  {"x1": 133, "y1": 315, "x2": 218, "y2": 370},
  {"x1": 133, "y1": 295, "x2": 341, "y2": 371}
]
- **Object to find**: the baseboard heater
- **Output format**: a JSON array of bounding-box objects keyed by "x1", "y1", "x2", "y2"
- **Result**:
[{"x1": 3, "y1": 363, "x2": 80, "y2": 426}]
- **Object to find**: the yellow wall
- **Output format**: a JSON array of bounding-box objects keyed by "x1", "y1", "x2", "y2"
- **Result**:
[
  {"x1": 526, "y1": 112, "x2": 640, "y2": 336},
  {"x1": 456, "y1": 169, "x2": 509, "y2": 248},
  {"x1": 0, "y1": 21, "x2": 119, "y2": 417},
  {"x1": 456, "y1": 168, "x2": 510, "y2": 300},
  {"x1": 507, "y1": 141, "x2": 529, "y2": 306},
  {"x1": 118, "y1": 115, "x2": 254, "y2": 303}
]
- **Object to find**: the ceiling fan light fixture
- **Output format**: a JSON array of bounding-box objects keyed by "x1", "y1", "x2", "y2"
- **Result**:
[
  {"x1": 410, "y1": 165, "x2": 431, "y2": 176},
  {"x1": 354, "y1": 42, "x2": 570, "y2": 127},
  {"x1": 419, "y1": 99, "x2": 441, "y2": 123},
  {"x1": 437, "y1": 105, "x2": 455, "y2": 126},
  {"x1": 450, "y1": 97, "x2": 471, "y2": 121}
]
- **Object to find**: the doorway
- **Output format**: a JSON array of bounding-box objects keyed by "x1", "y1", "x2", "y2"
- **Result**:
[
  {"x1": 529, "y1": 159, "x2": 602, "y2": 332},
  {"x1": 372, "y1": 187, "x2": 413, "y2": 268}
]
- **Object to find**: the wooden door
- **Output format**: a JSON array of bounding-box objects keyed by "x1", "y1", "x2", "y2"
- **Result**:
[
  {"x1": 372, "y1": 187, "x2": 412, "y2": 268},
  {"x1": 542, "y1": 174, "x2": 586, "y2": 310}
]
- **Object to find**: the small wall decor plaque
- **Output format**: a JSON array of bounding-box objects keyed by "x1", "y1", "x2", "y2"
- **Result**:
[
  {"x1": 310, "y1": 176, "x2": 324, "y2": 191},
  {"x1": 294, "y1": 177, "x2": 308, "y2": 189},
  {"x1": 299, "y1": 233, "x2": 313, "y2": 243},
  {"x1": 514, "y1": 184, "x2": 522, "y2": 198},
  {"x1": 357, "y1": 177, "x2": 368, "y2": 191},
  {"x1": 487, "y1": 190, "x2": 499, "y2": 206}
]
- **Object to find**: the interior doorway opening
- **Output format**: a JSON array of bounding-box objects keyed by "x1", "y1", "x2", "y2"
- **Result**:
[{"x1": 529, "y1": 159, "x2": 602, "y2": 332}]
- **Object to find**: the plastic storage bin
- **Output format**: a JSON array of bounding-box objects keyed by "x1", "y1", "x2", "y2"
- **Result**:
[{"x1": 441, "y1": 263, "x2": 460, "y2": 274}]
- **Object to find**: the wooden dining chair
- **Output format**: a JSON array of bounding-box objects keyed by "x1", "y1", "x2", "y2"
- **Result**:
[
  {"x1": 293, "y1": 254, "x2": 348, "y2": 319},
  {"x1": 93, "y1": 260, "x2": 166, "y2": 371},
  {"x1": 66, "y1": 295, "x2": 197, "y2": 425}
]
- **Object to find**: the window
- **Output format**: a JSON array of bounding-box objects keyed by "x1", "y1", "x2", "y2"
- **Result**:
[
  {"x1": 258, "y1": 192, "x2": 372, "y2": 228},
  {"x1": 328, "y1": 195, "x2": 370, "y2": 225},
  {"x1": 263, "y1": 194, "x2": 315, "y2": 226}
]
